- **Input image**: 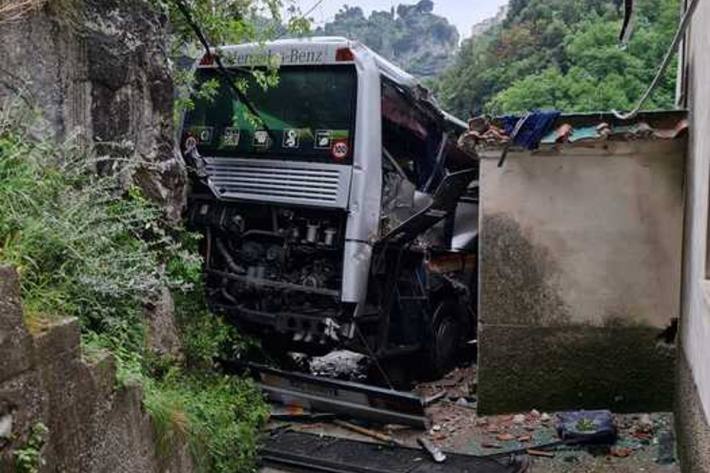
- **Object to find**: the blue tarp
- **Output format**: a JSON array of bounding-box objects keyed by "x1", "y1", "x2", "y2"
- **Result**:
[
  {"x1": 556, "y1": 410, "x2": 617, "y2": 444},
  {"x1": 501, "y1": 110, "x2": 561, "y2": 150}
]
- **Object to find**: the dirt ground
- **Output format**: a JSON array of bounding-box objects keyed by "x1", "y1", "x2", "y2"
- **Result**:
[{"x1": 261, "y1": 355, "x2": 681, "y2": 473}]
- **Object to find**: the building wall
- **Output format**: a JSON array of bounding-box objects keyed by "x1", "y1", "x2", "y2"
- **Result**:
[
  {"x1": 677, "y1": 0, "x2": 710, "y2": 470},
  {"x1": 676, "y1": 350, "x2": 710, "y2": 473},
  {"x1": 478, "y1": 138, "x2": 685, "y2": 414}
]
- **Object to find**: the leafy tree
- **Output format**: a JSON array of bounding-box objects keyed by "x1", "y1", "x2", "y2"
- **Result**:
[
  {"x1": 316, "y1": 1, "x2": 459, "y2": 78},
  {"x1": 150, "y1": 0, "x2": 311, "y2": 117},
  {"x1": 435, "y1": 0, "x2": 680, "y2": 116}
]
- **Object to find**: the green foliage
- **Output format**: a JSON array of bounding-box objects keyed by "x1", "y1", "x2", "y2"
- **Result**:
[
  {"x1": 175, "y1": 291, "x2": 239, "y2": 369},
  {"x1": 1, "y1": 2, "x2": 294, "y2": 469},
  {"x1": 315, "y1": 1, "x2": 459, "y2": 78},
  {"x1": 435, "y1": 0, "x2": 681, "y2": 115},
  {"x1": 0, "y1": 101, "x2": 267, "y2": 472},
  {"x1": 152, "y1": 0, "x2": 311, "y2": 122},
  {"x1": 14, "y1": 423, "x2": 49, "y2": 473},
  {"x1": 144, "y1": 372, "x2": 268, "y2": 473},
  {"x1": 0, "y1": 102, "x2": 153, "y2": 377},
  {"x1": 0, "y1": 103, "x2": 174, "y2": 341}
]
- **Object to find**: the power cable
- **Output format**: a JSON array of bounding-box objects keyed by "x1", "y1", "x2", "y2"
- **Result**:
[
  {"x1": 612, "y1": 0, "x2": 700, "y2": 120},
  {"x1": 275, "y1": 0, "x2": 328, "y2": 39},
  {"x1": 171, "y1": 0, "x2": 274, "y2": 139},
  {"x1": 302, "y1": 0, "x2": 327, "y2": 19}
]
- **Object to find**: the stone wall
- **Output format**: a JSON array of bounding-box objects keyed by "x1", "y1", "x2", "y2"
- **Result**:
[
  {"x1": 0, "y1": 0, "x2": 186, "y2": 221},
  {"x1": 0, "y1": 266, "x2": 194, "y2": 473},
  {"x1": 0, "y1": 2, "x2": 193, "y2": 470},
  {"x1": 0, "y1": 0, "x2": 185, "y2": 359},
  {"x1": 477, "y1": 136, "x2": 686, "y2": 414}
]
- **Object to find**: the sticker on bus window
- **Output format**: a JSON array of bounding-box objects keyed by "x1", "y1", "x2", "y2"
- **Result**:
[
  {"x1": 191, "y1": 127, "x2": 214, "y2": 145},
  {"x1": 331, "y1": 140, "x2": 349, "y2": 160},
  {"x1": 283, "y1": 129, "x2": 301, "y2": 149},
  {"x1": 253, "y1": 130, "x2": 270, "y2": 148},
  {"x1": 314, "y1": 130, "x2": 332, "y2": 149},
  {"x1": 222, "y1": 128, "x2": 240, "y2": 147}
]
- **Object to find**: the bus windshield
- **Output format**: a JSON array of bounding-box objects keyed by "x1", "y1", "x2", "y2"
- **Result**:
[{"x1": 184, "y1": 65, "x2": 357, "y2": 163}]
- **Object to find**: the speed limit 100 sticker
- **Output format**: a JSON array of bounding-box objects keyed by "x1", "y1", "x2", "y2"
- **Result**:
[{"x1": 331, "y1": 140, "x2": 349, "y2": 160}]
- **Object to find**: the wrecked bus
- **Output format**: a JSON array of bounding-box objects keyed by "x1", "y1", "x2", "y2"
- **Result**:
[{"x1": 181, "y1": 37, "x2": 478, "y2": 376}]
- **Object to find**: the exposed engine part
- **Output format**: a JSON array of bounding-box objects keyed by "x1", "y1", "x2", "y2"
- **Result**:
[
  {"x1": 306, "y1": 224, "x2": 319, "y2": 243},
  {"x1": 196, "y1": 202, "x2": 348, "y2": 342},
  {"x1": 324, "y1": 228, "x2": 338, "y2": 246},
  {"x1": 242, "y1": 241, "x2": 264, "y2": 263},
  {"x1": 266, "y1": 245, "x2": 286, "y2": 266}
]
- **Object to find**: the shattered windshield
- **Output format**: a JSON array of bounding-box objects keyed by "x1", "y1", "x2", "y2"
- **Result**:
[{"x1": 184, "y1": 65, "x2": 357, "y2": 163}]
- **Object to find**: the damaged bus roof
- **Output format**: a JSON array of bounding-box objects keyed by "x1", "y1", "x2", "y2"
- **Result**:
[{"x1": 201, "y1": 37, "x2": 467, "y2": 132}]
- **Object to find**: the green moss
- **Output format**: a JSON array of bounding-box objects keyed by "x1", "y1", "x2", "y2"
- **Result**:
[
  {"x1": 14, "y1": 423, "x2": 48, "y2": 473},
  {"x1": 477, "y1": 325, "x2": 676, "y2": 414}
]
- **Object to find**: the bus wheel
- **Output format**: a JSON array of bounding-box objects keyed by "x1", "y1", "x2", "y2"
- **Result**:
[{"x1": 425, "y1": 301, "x2": 463, "y2": 378}]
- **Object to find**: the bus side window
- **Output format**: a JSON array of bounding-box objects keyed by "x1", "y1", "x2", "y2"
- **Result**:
[{"x1": 381, "y1": 79, "x2": 442, "y2": 191}]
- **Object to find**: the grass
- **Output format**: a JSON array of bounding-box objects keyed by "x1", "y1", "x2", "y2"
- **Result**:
[
  {"x1": 0, "y1": 99, "x2": 267, "y2": 472},
  {"x1": 144, "y1": 371, "x2": 268, "y2": 473},
  {"x1": 0, "y1": 0, "x2": 45, "y2": 23}
]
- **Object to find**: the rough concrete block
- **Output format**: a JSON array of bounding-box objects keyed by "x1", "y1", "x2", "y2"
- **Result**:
[
  {"x1": 478, "y1": 140, "x2": 685, "y2": 414},
  {"x1": 144, "y1": 286, "x2": 183, "y2": 360},
  {"x1": 85, "y1": 352, "x2": 118, "y2": 399},
  {"x1": 0, "y1": 370, "x2": 49, "y2": 449},
  {"x1": 33, "y1": 318, "x2": 81, "y2": 367},
  {"x1": 0, "y1": 266, "x2": 33, "y2": 383}
]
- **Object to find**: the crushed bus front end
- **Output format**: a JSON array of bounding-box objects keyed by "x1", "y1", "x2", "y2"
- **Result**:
[{"x1": 182, "y1": 38, "x2": 479, "y2": 372}]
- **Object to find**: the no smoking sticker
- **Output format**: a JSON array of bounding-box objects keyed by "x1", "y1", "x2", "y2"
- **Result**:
[{"x1": 331, "y1": 140, "x2": 349, "y2": 160}]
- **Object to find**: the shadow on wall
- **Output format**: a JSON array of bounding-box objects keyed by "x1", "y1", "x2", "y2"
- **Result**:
[{"x1": 480, "y1": 213, "x2": 571, "y2": 327}]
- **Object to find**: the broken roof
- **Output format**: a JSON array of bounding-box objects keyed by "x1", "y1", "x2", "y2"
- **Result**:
[{"x1": 472, "y1": 110, "x2": 688, "y2": 151}]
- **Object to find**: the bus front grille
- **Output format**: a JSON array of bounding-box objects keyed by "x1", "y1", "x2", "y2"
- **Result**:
[{"x1": 204, "y1": 158, "x2": 353, "y2": 209}]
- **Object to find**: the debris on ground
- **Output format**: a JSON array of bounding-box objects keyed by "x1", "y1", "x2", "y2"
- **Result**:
[
  {"x1": 415, "y1": 365, "x2": 476, "y2": 401},
  {"x1": 258, "y1": 357, "x2": 680, "y2": 473},
  {"x1": 333, "y1": 419, "x2": 403, "y2": 446},
  {"x1": 418, "y1": 436, "x2": 448, "y2": 463},
  {"x1": 309, "y1": 350, "x2": 369, "y2": 381},
  {"x1": 230, "y1": 359, "x2": 427, "y2": 428},
  {"x1": 261, "y1": 429, "x2": 522, "y2": 473}
]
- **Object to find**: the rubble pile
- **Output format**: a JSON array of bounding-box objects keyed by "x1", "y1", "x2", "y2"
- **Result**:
[{"x1": 258, "y1": 357, "x2": 681, "y2": 473}]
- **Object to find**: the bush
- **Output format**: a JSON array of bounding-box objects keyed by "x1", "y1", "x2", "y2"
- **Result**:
[
  {"x1": 0, "y1": 104, "x2": 170, "y2": 341},
  {"x1": 144, "y1": 371, "x2": 268, "y2": 473}
]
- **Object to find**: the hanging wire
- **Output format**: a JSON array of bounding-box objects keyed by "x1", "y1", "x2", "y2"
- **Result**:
[
  {"x1": 171, "y1": 0, "x2": 275, "y2": 139},
  {"x1": 275, "y1": 0, "x2": 328, "y2": 39},
  {"x1": 612, "y1": 0, "x2": 700, "y2": 120},
  {"x1": 301, "y1": 0, "x2": 327, "y2": 18}
]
